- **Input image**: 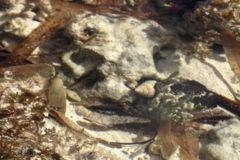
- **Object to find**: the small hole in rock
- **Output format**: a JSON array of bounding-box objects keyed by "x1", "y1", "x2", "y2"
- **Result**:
[
  {"x1": 52, "y1": 153, "x2": 61, "y2": 160},
  {"x1": 210, "y1": 43, "x2": 224, "y2": 54},
  {"x1": 179, "y1": 34, "x2": 195, "y2": 43},
  {"x1": 0, "y1": 1, "x2": 12, "y2": 10},
  {"x1": 84, "y1": 27, "x2": 98, "y2": 36},
  {"x1": 153, "y1": 53, "x2": 166, "y2": 62},
  {"x1": 76, "y1": 70, "x2": 105, "y2": 88},
  {"x1": 160, "y1": 44, "x2": 176, "y2": 53},
  {"x1": 0, "y1": 50, "x2": 10, "y2": 62},
  {"x1": 137, "y1": 77, "x2": 156, "y2": 85},
  {"x1": 32, "y1": 6, "x2": 40, "y2": 14}
]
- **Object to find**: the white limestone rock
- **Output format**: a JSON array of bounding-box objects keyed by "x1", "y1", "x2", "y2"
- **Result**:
[
  {"x1": 63, "y1": 12, "x2": 176, "y2": 105},
  {"x1": 62, "y1": 12, "x2": 240, "y2": 126},
  {"x1": 0, "y1": 64, "x2": 55, "y2": 94},
  {"x1": 3, "y1": 17, "x2": 40, "y2": 37},
  {"x1": 0, "y1": 0, "x2": 26, "y2": 18},
  {"x1": 200, "y1": 119, "x2": 240, "y2": 160},
  {"x1": 62, "y1": 48, "x2": 104, "y2": 78},
  {"x1": 0, "y1": 0, "x2": 51, "y2": 48},
  {"x1": 155, "y1": 49, "x2": 240, "y2": 101},
  {"x1": 64, "y1": 12, "x2": 175, "y2": 83},
  {"x1": 93, "y1": 76, "x2": 131, "y2": 100}
]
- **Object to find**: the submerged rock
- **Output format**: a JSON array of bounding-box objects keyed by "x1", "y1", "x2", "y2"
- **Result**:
[
  {"x1": 62, "y1": 11, "x2": 240, "y2": 122},
  {"x1": 63, "y1": 12, "x2": 176, "y2": 111},
  {"x1": 0, "y1": 0, "x2": 51, "y2": 49},
  {"x1": 155, "y1": 49, "x2": 240, "y2": 100},
  {"x1": 64, "y1": 12, "x2": 174, "y2": 80},
  {"x1": 1, "y1": 1, "x2": 240, "y2": 160},
  {"x1": 0, "y1": 64, "x2": 55, "y2": 94},
  {"x1": 62, "y1": 48, "x2": 104, "y2": 78},
  {"x1": 200, "y1": 119, "x2": 240, "y2": 160}
]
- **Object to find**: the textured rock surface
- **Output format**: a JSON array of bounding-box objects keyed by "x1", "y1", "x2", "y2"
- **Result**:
[
  {"x1": 0, "y1": 0, "x2": 51, "y2": 49},
  {"x1": 61, "y1": 11, "x2": 240, "y2": 159},
  {"x1": 0, "y1": 64, "x2": 55, "y2": 94},
  {"x1": 63, "y1": 12, "x2": 176, "y2": 110},
  {"x1": 200, "y1": 119, "x2": 240, "y2": 160},
  {"x1": 3, "y1": 17, "x2": 40, "y2": 37},
  {"x1": 64, "y1": 12, "x2": 172, "y2": 80},
  {"x1": 62, "y1": 10, "x2": 240, "y2": 108},
  {"x1": 62, "y1": 11, "x2": 240, "y2": 120},
  {"x1": 1, "y1": 1, "x2": 240, "y2": 160},
  {"x1": 156, "y1": 49, "x2": 240, "y2": 100}
]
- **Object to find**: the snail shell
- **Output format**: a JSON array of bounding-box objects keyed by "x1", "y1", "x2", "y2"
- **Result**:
[
  {"x1": 67, "y1": 89, "x2": 81, "y2": 102},
  {"x1": 135, "y1": 80, "x2": 156, "y2": 98}
]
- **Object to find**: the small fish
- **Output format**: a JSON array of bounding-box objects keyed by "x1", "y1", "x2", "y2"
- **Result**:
[{"x1": 48, "y1": 77, "x2": 67, "y2": 114}]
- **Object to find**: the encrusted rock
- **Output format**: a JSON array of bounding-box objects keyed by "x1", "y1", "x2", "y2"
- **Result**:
[
  {"x1": 3, "y1": 17, "x2": 40, "y2": 37},
  {"x1": 62, "y1": 48, "x2": 104, "y2": 78},
  {"x1": 0, "y1": 64, "x2": 55, "y2": 94},
  {"x1": 155, "y1": 49, "x2": 240, "y2": 100},
  {"x1": 1, "y1": 1, "x2": 240, "y2": 159},
  {"x1": 64, "y1": 12, "x2": 173, "y2": 80},
  {"x1": 64, "y1": 12, "x2": 175, "y2": 106},
  {"x1": 200, "y1": 119, "x2": 240, "y2": 160},
  {"x1": 0, "y1": 0, "x2": 51, "y2": 49}
]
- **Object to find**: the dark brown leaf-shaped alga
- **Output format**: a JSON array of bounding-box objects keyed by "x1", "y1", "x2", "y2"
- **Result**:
[{"x1": 149, "y1": 120, "x2": 199, "y2": 160}]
